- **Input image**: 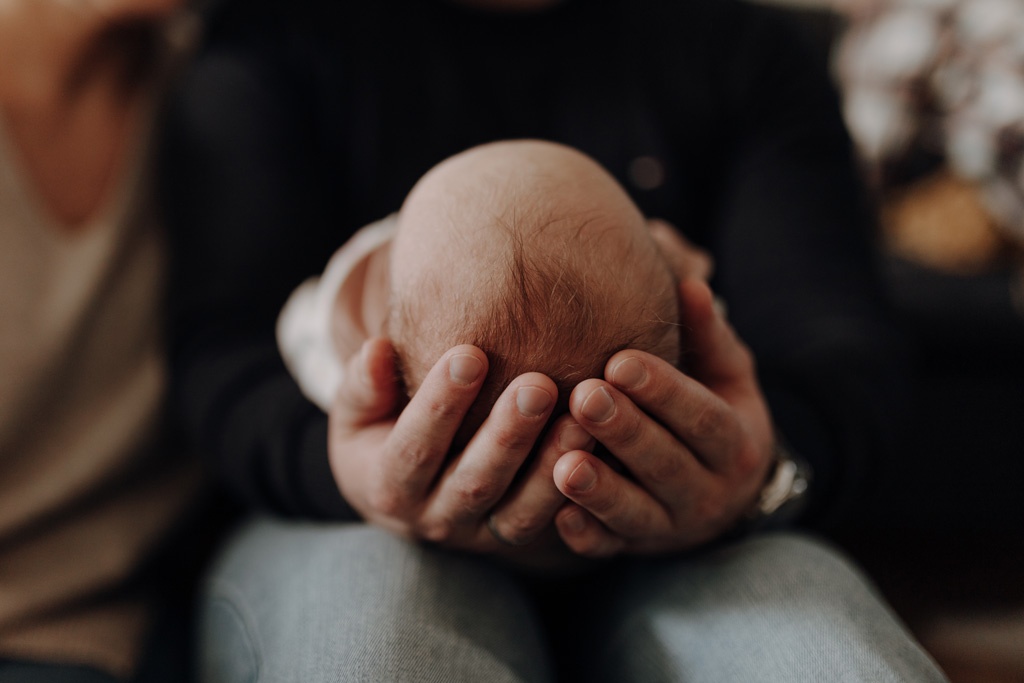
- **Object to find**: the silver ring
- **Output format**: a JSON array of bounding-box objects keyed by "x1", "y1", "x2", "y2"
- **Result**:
[{"x1": 487, "y1": 514, "x2": 529, "y2": 547}]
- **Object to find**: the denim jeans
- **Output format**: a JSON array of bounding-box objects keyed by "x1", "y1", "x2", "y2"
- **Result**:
[{"x1": 199, "y1": 518, "x2": 948, "y2": 683}]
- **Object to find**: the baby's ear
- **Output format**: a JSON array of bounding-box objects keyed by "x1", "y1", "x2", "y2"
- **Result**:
[{"x1": 647, "y1": 218, "x2": 713, "y2": 282}]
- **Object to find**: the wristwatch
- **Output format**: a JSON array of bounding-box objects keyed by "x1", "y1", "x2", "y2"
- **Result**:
[{"x1": 742, "y1": 438, "x2": 812, "y2": 532}]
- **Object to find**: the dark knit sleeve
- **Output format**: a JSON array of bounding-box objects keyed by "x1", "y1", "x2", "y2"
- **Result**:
[
  {"x1": 160, "y1": 5, "x2": 356, "y2": 519},
  {"x1": 704, "y1": 1, "x2": 910, "y2": 527}
]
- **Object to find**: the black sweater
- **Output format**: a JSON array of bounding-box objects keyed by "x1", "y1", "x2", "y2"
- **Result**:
[{"x1": 161, "y1": 0, "x2": 904, "y2": 528}]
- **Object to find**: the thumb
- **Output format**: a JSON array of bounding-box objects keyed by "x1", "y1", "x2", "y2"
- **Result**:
[
  {"x1": 648, "y1": 218, "x2": 714, "y2": 282},
  {"x1": 330, "y1": 337, "x2": 402, "y2": 429},
  {"x1": 678, "y1": 278, "x2": 756, "y2": 391}
]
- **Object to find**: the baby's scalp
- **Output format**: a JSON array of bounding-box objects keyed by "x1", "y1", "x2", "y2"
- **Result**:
[{"x1": 387, "y1": 140, "x2": 680, "y2": 423}]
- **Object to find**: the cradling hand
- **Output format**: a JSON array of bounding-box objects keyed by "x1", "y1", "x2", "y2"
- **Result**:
[
  {"x1": 552, "y1": 225, "x2": 776, "y2": 557},
  {"x1": 327, "y1": 339, "x2": 589, "y2": 570}
]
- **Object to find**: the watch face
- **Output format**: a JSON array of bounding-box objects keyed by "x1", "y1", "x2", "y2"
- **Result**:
[{"x1": 748, "y1": 443, "x2": 811, "y2": 530}]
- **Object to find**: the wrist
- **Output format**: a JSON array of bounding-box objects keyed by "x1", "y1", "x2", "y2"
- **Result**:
[{"x1": 740, "y1": 437, "x2": 812, "y2": 533}]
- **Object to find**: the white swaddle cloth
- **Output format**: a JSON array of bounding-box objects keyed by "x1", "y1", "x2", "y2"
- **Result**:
[{"x1": 276, "y1": 215, "x2": 397, "y2": 411}]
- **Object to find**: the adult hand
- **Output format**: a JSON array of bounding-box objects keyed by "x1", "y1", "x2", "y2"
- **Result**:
[
  {"x1": 552, "y1": 226, "x2": 776, "y2": 557},
  {"x1": 647, "y1": 218, "x2": 714, "y2": 282},
  {"x1": 327, "y1": 338, "x2": 589, "y2": 569}
]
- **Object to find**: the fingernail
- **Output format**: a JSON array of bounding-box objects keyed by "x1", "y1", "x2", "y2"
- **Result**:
[
  {"x1": 562, "y1": 509, "x2": 586, "y2": 534},
  {"x1": 449, "y1": 354, "x2": 483, "y2": 385},
  {"x1": 610, "y1": 357, "x2": 646, "y2": 389},
  {"x1": 516, "y1": 386, "x2": 552, "y2": 417},
  {"x1": 580, "y1": 387, "x2": 615, "y2": 423},
  {"x1": 566, "y1": 460, "x2": 597, "y2": 492},
  {"x1": 559, "y1": 423, "x2": 594, "y2": 452}
]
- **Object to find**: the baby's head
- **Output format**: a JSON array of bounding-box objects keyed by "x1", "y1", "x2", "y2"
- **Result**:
[{"x1": 388, "y1": 140, "x2": 680, "y2": 432}]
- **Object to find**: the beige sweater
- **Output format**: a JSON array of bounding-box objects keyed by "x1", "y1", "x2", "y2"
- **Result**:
[{"x1": 0, "y1": 97, "x2": 203, "y2": 677}]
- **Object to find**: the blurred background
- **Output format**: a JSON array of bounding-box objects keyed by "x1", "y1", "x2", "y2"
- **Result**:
[{"x1": 759, "y1": 0, "x2": 1024, "y2": 679}]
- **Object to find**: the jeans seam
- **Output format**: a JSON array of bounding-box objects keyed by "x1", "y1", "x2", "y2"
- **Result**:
[{"x1": 207, "y1": 577, "x2": 264, "y2": 683}]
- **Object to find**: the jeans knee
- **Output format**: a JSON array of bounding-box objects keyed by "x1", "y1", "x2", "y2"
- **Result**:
[
  {"x1": 199, "y1": 520, "x2": 550, "y2": 682},
  {"x1": 200, "y1": 592, "x2": 261, "y2": 683},
  {"x1": 737, "y1": 531, "x2": 874, "y2": 598}
]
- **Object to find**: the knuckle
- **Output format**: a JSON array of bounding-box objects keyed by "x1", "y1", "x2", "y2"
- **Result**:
[
  {"x1": 390, "y1": 433, "x2": 435, "y2": 470},
  {"x1": 453, "y1": 477, "x2": 501, "y2": 514},
  {"x1": 499, "y1": 514, "x2": 544, "y2": 545},
  {"x1": 491, "y1": 424, "x2": 533, "y2": 453},
  {"x1": 366, "y1": 487, "x2": 404, "y2": 519},
  {"x1": 419, "y1": 518, "x2": 456, "y2": 544},
  {"x1": 691, "y1": 402, "x2": 728, "y2": 442},
  {"x1": 424, "y1": 394, "x2": 464, "y2": 424}
]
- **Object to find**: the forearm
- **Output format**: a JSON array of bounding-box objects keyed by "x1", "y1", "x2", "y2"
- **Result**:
[
  {"x1": 160, "y1": 19, "x2": 355, "y2": 518},
  {"x1": 710, "y1": 2, "x2": 910, "y2": 527},
  {"x1": 169, "y1": 320, "x2": 353, "y2": 517}
]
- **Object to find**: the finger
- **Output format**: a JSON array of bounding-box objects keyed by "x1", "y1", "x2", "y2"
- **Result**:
[
  {"x1": 601, "y1": 352, "x2": 746, "y2": 474},
  {"x1": 648, "y1": 218, "x2": 714, "y2": 282},
  {"x1": 568, "y1": 376, "x2": 724, "y2": 492},
  {"x1": 376, "y1": 345, "x2": 488, "y2": 511},
  {"x1": 552, "y1": 449, "x2": 672, "y2": 539},
  {"x1": 677, "y1": 278, "x2": 756, "y2": 392},
  {"x1": 421, "y1": 372, "x2": 557, "y2": 543},
  {"x1": 554, "y1": 504, "x2": 625, "y2": 558},
  {"x1": 488, "y1": 415, "x2": 595, "y2": 546},
  {"x1": 331, "y1": 338, "x2": 402, "y2": 429},
  {"x1": 674, "y1": 280, "x2": 775, "y2": 473}
]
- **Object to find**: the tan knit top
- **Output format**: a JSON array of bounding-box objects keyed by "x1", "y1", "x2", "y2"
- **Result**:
[{"x1": 0, "y1": 91, "x2": 203, "y2": 678}]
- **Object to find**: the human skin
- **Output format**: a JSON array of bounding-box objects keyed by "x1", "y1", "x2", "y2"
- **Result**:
[
  {"x1": 329, "y1": 141, "x2": 684, "y2": 566},
  {"x1": 328, "y1": 201, "x2": 775, "y2": 564},
  {"x1": 0, "y1": 0, "x2": 182, "y2": 227},
  {"x1": 386, "y1": 141, "x2": 680, "y2": 397},
  {"x1": 554, "y1": 261, "x2": 774, "y2": 556}
]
